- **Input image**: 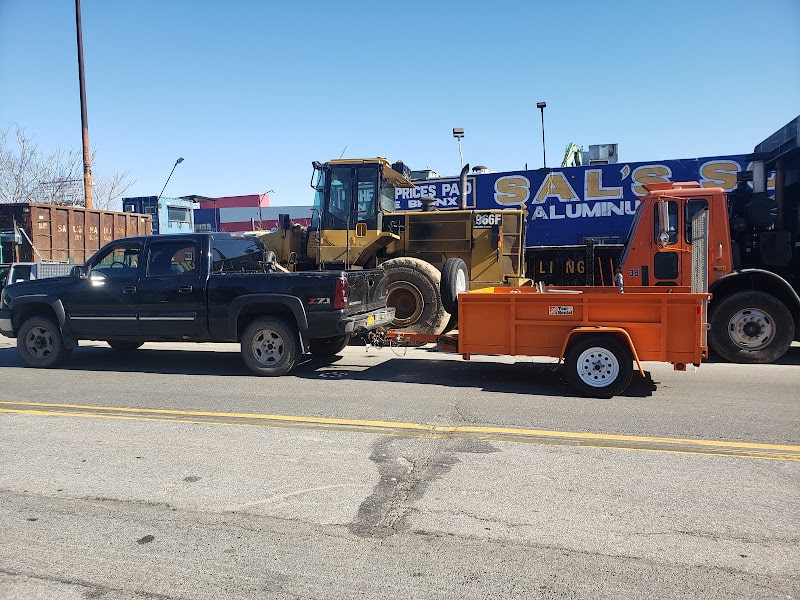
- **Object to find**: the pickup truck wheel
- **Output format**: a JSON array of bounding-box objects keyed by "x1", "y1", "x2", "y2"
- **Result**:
[
  {"x1": 709, "y1": 290, "x2": 794, "y2": 364},
  {"x1": 17, "y1": 316, "x2": 73, "y2": 368},
  {"x1": 565, "y1": 335, "x2": 633, "y2": 398},
  {"x1": 107, "y1": 340, "x2": 144, "y2": 351},
  {"x1": 241, "y1": 317, "x2": 298, "y2": 376},
  {"x1": 382, "y1": 257, "x2": 449, "y2": 335},
  {"x1": 440, "y1": 257, "x2": 469, "y2": 316},
  {"x1": 309, "y1": 334, "x2": 351, "y2": 356}
]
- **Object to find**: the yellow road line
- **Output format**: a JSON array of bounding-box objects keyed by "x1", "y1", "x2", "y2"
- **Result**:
[{"x1": 1, "y1": 401, "x2": 799, "y2": 461}]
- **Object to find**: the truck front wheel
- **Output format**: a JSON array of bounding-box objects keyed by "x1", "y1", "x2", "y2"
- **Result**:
[
  {"x1": 709, "y1": 291, "x2": 794, "y2": 364},
  {"x1": 382, "y1": 257, "x2": 449, "y2": 335},
  {"x1": 564, "y1": 335, "x2": 633, "y2": 398},
  {"x1": 241, "y1": 317, "x2": 298, "y2": 376},
  {"x1": 17, "y1": 316, "x2": 73, "y2": 368}
]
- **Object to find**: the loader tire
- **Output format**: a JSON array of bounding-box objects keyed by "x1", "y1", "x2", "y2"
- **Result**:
[
  {"x1": 709, "y1": 291, "x2": 794, "y2": 364},
  {"x1": 381, "y1": 257, "x2": 450, "y2": 335}
]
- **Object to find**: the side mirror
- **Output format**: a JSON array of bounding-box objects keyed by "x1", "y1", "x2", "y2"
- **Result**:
[{"x1": 70, "y1": 265, "x2": 87, "y2": 278}]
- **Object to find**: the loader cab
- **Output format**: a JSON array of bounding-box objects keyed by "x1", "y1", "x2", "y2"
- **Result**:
[{"x1": 309, "y1": 158, "x2": 413, "y2": 267}]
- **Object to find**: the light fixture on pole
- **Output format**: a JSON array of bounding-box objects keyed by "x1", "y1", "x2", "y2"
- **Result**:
[
  {"x1": 452, "y1": 127, "x2": 465, "y2": 169},
  {"x1": 158, "y1": 157, "x2": 184, "y2": 200},
  {"x1": 536, "y1": 102, "x2": 547, "y2": 168}
]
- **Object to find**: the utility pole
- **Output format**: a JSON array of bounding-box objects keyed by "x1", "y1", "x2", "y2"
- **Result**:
[{"x1": 75, "y1": 0, "x2": 92, "y2": 208}]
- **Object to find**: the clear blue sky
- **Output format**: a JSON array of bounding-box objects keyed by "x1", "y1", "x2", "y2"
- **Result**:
[{"x1": 1, "y1": 0, "x2": 799, "y2": 208}]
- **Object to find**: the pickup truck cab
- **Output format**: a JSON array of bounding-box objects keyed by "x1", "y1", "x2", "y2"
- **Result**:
[{"x1": 0, "y1": 233, "x2": 394, "y2": 376}]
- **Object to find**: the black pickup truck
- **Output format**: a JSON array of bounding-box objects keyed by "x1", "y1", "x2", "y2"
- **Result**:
[{"x1": 0, "y1": 232, "x2": 394, "y2": 376}]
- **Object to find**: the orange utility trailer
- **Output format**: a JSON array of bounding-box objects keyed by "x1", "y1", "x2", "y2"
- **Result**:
[{"x1": 388, "y1": 210, "x2": 712, "y2": 397}]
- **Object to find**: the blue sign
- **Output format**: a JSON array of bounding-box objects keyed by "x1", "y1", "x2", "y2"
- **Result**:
[{"x1": 395, "y1": 155, "x2": 760, "y2": 247}]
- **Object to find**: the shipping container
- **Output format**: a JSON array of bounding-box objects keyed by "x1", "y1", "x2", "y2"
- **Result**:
[{"x1": 0, "y1": 203, "x2": 153, "y2": 264}]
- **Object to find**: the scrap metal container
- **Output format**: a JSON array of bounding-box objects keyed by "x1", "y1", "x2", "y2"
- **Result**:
[{"x1": 0, "y1": 203, "x2": 153, "y2": 263}]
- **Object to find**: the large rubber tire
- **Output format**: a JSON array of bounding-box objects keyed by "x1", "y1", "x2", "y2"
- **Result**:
[
  {"x1": 381, "y1": 257, "x2": 450, "y2": 335},
  {"x1": 107, "y1": 340, "x2": 144, "y2": 351},
  {"x1": 564, "y1": 335, "x2": 633, "y2": 398},
  {"x1": 709, "y1": 290, "x2": 794, "y2": 364},
  {"x1": 309, "y1": 334, "x2": 351, "y2": 356},
  {"x1": 241, "y1": 316, "x2": 299, "y2": 376},
  {"x1": 440, "y1": 257, "x2": 469, "y2": 316},
  {"x1": 17, "y1": 316, "x2": 73, "y2": 368}
]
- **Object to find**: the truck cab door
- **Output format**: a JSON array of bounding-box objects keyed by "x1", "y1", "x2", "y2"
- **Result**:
[
  {"x1": 650, "y1": 199, "x2": 681, "y2": 286},
  {"x1": 61, "y1": 241, "x2": 143, "y2": 337},
  {"x1": 137, "y1": 239, "x2": 205, "y2": 338}
]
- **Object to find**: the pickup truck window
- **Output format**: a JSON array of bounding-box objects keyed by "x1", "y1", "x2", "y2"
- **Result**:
[
  {"x1": 91, "y1": 243, "x2": 141, "y2": 278},
  {"x1": 147, "y1": 241, "x2": 199, "y2": 277},
  {"x1": 212, "y1": 238, "x2": 265, "y2": 274}
]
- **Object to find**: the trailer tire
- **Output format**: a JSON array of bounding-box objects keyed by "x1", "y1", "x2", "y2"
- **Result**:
[
  {"x1": 241, "y1": 316, "x2": 298, "y2": 376},
  {"x1": 709, "y1": 290, "x2": 794, "y2": 364},
  {"x1": 440, "y1": 257, "x2": 469, "y2": 316},
  {"x1": 565, "y1": 335, "x2": 633, "y2": 398},
  {"x1": 382, "y1": 257, "x2": 450, "y2": 335},
  {"x1": 17, "y1": 316, "x2": 73, "y2": 368},
  {"x1": 309, "y1": 334, "x2": 351, "y2": 356}
]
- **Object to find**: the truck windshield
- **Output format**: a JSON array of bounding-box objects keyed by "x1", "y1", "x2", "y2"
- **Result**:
[{"x1": 619, "y1": 200, "x2": 644, "y2": 266}]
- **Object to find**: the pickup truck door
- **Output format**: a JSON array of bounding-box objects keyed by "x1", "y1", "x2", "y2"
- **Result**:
[
  {"x1": 136, "y1": 239, "x2": 206, "y2": 338},
  {"x1": 60, "y1": 240, "x2": 143, "y2": 337}
]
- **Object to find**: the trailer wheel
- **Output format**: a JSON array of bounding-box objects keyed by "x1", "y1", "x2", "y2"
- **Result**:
[
  {"x1": 709, "y1": 291, "x2": 794, "y2": 364},
  {"x1": 440, "y1": 257, "x2": 469, "y2": 316},
  {"x1": 107, "y1": 340, "x2": 144, "y2": 351},
  {"x1": 565, "y1": 335, "x2": 633, "y2": 398},
  {"x1": 309, "y1": 334, "x2": 351, "y2": 356},
  {"x1": 241, "y1": 316, "x2": 298, "y2": 376},
  {"x1": 381, "y1": 257, "x2": 450, "y2": 335},
  {"x1": 17, "y1": 316, "x2": 73, "y2": 368}
]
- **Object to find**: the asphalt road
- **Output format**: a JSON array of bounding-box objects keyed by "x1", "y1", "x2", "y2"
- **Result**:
[{"x1": 0, "y1": 337, "x2": 798, "y2": 599}]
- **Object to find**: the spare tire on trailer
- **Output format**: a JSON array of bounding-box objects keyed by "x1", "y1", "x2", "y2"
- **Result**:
[
  {"x1": 440, "y1": 257, "x2": 469, "y2": 316},
  {"x1": 381, "y1": 257, "x2": 450, "y2": 335}
]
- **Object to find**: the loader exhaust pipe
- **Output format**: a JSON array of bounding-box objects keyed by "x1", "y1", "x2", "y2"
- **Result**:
[{"x1": 459, "y1": 163, "x2": 470, "y2": 210}]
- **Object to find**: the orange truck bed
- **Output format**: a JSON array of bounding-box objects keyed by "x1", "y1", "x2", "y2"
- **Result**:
[{"x1": 389, "y1": 285, "x2": 709, "y2": 397}]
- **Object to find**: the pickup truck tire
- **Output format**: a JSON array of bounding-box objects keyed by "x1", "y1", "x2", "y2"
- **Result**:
[
  {"x1": 565, "y1": 335, "x2": 633, "y2": 398},
  {"x1": 309, "y1": 334, "x2": 351, "y2": 356},
  {"x1": 440, "y1": 257, "x2": 469, "y2": 316},
  {"x1": 17, "y1": 316, "x2": 72, "y2": 368},
  {"x1": 107, "y1": 340, "x2": 144, "y2": 351},
  {"x1": 241, "y1": 316, "x2": 298, "y2": 376},
  {"x1": 709, "y1": 290, "x2": 794, "y2": 364},
  {"x1": 382, "y1": 257, "x2": 449, "y2": 335}
]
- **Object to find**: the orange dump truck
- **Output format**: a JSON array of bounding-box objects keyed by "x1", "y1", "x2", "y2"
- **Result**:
[{"x1": 388, "y1": 210, "x2": 711, "y2": 397}]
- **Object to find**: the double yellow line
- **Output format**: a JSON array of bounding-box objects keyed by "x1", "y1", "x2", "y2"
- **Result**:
[{"x1": 2, "y1": 401, "x2": 799, "y2": 462}]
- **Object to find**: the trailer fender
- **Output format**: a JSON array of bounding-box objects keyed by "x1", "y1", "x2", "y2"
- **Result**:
[{"x1": 560, "y1": 327, "x2": 645, "y2": 377}]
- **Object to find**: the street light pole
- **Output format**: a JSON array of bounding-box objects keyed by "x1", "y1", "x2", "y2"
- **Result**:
[
  {"x1": 158, "y1": 157, "x2": 184, "y2": 200},
  {"x1": 536, "y1": 101, "x2": 547, "y2": 168}
]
